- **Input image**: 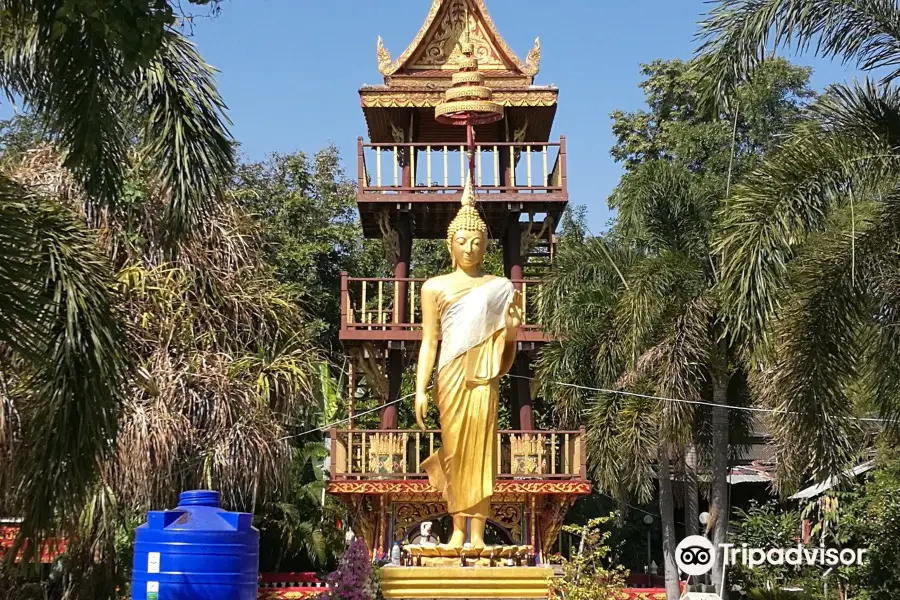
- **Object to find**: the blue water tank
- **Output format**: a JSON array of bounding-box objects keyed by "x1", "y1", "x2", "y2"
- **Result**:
[{"x1": 131, "y1": 490, "x2": 259, "y2": 600}]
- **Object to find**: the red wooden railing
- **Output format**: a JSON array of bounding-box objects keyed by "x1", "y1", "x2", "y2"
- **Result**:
[
  {"x1": 339, "y1": 275, "x2": 546, "y2": 342},
  {"x1": 357, "y1": 137, "x2": 567, "y2": 197},
  {"x1": 329, "y1": 428, "x2": 586, "y2": 481}
]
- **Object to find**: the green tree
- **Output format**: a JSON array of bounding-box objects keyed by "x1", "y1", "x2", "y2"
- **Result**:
[
  {"x1": 230, "y1": 148, "x2": 386, "y2": 348},
  {"x1": 1, "y1": 137, "x2": 329, "y2": 597},
  {"x1": 538, "y1": 58, "x2": 812, "y2": 599},
  {"x1": 695, "y1": 0, "x2": 900, "y2": 490},
  {"x1": 0, "y1": 2, "x2": 232, "y2": 550},
  {"x1": 549, "y1": 515, "x2": 629, "y2": 600},
  {"x1": 860, "y1": 446, "x2": 900, "y2": 599},
  {"x1": 728, "y1": 502, "x2": 809, "y2": 593}
]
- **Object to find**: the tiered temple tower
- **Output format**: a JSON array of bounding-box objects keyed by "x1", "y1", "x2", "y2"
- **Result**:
[{"x1": 327, "y1": 0, "x2": 589, "y2": 562}]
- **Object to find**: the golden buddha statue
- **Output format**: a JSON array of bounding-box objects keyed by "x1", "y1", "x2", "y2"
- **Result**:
[{"x1": 414, "y1": 177, "x2": 523, "y2": 549}]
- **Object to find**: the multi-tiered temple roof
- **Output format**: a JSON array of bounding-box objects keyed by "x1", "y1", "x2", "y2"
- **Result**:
[{"x1": 360, "y1": 0, "x2": 557, "y2": 145}]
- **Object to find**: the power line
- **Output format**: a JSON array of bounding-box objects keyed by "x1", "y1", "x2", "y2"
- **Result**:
[
  {"x1": 279, "y1": 368, "x2": 885, "y2": 444},
  {"x1": 508, "y1": 374, "x2": 886, "y2": 424},
  {"x1": 277, "y1": 388, "x2": 428, "y2": 442}
]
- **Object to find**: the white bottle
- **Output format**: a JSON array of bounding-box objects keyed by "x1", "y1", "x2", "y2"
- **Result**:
[{"x1": 391, "y1": 542, "x2": 401, "y2": 565}]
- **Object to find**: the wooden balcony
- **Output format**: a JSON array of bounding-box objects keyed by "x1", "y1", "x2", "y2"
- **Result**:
[
  {"x1": 356, "y1": 137, "x2": 568, "y2": 239},
  {"x1": 339, "y1": 274, "x2": 549, "y2": 346},
  {"x1": 327, "y1": 428, "x2": 590, "y2": 498}
]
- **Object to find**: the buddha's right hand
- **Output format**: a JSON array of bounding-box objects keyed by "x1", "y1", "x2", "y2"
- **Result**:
[{"x1": 414, "y1": 391, "x2": 428, "y2": 431}]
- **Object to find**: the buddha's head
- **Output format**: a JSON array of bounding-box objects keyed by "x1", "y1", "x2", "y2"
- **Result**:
[{"x1": 446, "y1": 178, "x2": 487, "y2": 270}]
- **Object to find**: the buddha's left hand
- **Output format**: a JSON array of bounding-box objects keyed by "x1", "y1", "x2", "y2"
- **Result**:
[{"x1": 505, "y1": 289, "x2": 524, "y2": 333}]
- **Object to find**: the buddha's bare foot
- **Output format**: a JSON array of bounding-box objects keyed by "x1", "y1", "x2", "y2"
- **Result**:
[
  {"x1": 448, "y1": 529, "x2": 466, "y2": 548},
  {"x1": 470, "y1": 516, "x2": 486, "y2": 550}
]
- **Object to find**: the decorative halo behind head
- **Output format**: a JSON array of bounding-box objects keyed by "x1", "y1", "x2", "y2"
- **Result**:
[{"x1": 446, "y1": 177, "x2": 487, "y2": 244}]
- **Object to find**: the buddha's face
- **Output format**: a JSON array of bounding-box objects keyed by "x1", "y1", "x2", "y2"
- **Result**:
[{"x1": 449, "y1": 229, "x2": 486, "y2": 269}]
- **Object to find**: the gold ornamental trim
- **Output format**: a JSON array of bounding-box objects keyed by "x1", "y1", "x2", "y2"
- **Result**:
[
  {"x1": 258, "y1": 589, "x2": 321, "y2": 600},
  {"x1": 327, "y1": 479, "x2": 591, "y2": 495},
  {"x1": 451, "y1": 71, "x2": 485, "y2": 85},
  {"x1": 360, "y1": 89, "x2": 558, "y2": 108},
  {"x1": 383, "y1": 76, "x2": 533, "y2": 89},
  {"x1": 457, "y1": 55, "x2": 478, "y2": 70},
  {"x1": 443, "y1": 85, "x2": 492, "y2": 101},
  {"x1": 435, "y1": 99, "x2": 503, "y2": 118},
  {"x1": 375, "y1": 0, "x2": 537, "y2": 81},
  {"x1": 523, "y1": 37, "x2": 540, "y2": 77},
  {"x1": 380, "y1": 566, "x2": 552, "y2": 599}
]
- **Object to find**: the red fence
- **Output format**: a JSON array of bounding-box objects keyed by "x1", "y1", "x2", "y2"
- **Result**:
[
  {"x1": 258, "y1": 573, "x2": 326, "y2": 599},
  {"x1": 0, "y1": 525, "x2": 66, "y2": 563}
]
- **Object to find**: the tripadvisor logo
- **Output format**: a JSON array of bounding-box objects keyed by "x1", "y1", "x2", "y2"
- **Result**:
[
  {"x1": 676, "y1": 536, "x2": 716, "y2": 576},
  {"x1": 675, "y1": 535, "x2": 867, "y2": 576}
]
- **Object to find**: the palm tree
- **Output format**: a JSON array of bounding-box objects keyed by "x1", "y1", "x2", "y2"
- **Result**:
[
  {"x1": 695, "y1": 0, "x2": 900, "y2": 489},
  {"x1": 0, "y1": 2, "x2": 232, "y2": 548},
  {"x1": 539, "y1": 161, "x2": 737, "y2": 600},
  {"x1": 2, "y1": 142, "x2": 325, "y2": 597},
  {"x1": 695, "y1": 0, "x2": 900, "y2": 104}
]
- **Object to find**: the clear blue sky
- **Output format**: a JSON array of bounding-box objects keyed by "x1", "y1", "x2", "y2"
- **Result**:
[
  {"x1": 186, "y1": 0, "x2": 859, "y2": 232},
  {"x1": 3, "y1": 1, "x2": 863, "y2": 232}
]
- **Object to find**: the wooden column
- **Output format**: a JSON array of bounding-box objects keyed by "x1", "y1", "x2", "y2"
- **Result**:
[
  {"x1": 500, "y1": 119, "x2": 532, "y2": 431},
  {"x1": 505, "y1": 212, "x2": 524, "y2": 283},
  {"x1": 515, "y1": 354, "x2": 534, "y2": 430},
  {"x1": 504, "y1": 211, "x2": 533, "y2": 430},
  {"x1": 380, "y1": 210, "x2": 413, "y2": 429}
]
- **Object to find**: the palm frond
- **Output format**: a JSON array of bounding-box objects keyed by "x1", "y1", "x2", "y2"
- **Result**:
[
  {"x1": 535, "y1": 330, "x2": 622, "y2": 428},
  {"x1": 11, "y1": 197, "x2": 132, "y2": 541},
  {"x1": 715, "y1": 81, "x2": 900, "y2": 351},
  {"x1": 585, "y1": 391, "x2": 627, "y2": 498},
  {"x1": 611, "y1": 160, "x2": 716, "y2": 257},
  {"x1": 0, "y1": 1, "x2": 128, "y2": 212},
  {"x1": 108, "y1": 202, "x2": 322, "y2": 513},
  {"x1": 538, "y1": 236, "x2": 638, "y2": 334},
  {"x1": 752, "y1": 199, "x2": 890, "y2": 490},
  {"x1": 535, "y1": 237, "x2": 637, "y2": 425},
  {"x1": 814, "y1": 78, "x2": 900, "y2": 144},
  {"x1": 0, "y1": 179, "x2": 44, "y2": 353},
  {"x1": 655, "y1": 294, "x2": 714, "y2": 442},
  {"x1": 614, "y1": 394, "x2": 662, "y2": 504},
  {"x1": 614, "y1": 251, "x2": 707, "y2": 365},
  {"x1": 695, "y1": 0, "x2": 900, "y2": 106},
  {"x1": 586, "y1": 387, "x2": 660, "y2": 504},
  {"x1": 204, "y1": 410, "x2": 292, "y2": 510},
  {"x1": 114, "y1": 400, "x2": 193, "y2": 508},
  {"x1": 858, "y1": 228, "x2": 900, "y2": 433},
  {"x1": 133, "y1": 30, "x2": 233, "y2": 240}
]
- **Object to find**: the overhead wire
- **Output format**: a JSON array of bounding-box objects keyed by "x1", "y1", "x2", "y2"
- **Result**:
[
  {"x1": 278, "y1": 368, "x2": 886, "y2": 442},
  {"x1": 506, "y1": 374, "x2": 887, "y2": 423}
]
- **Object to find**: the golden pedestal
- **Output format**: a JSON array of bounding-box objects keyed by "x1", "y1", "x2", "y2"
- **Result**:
[{"x1": 380, "y1": 566, "x2": 552, "y2": 599}]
